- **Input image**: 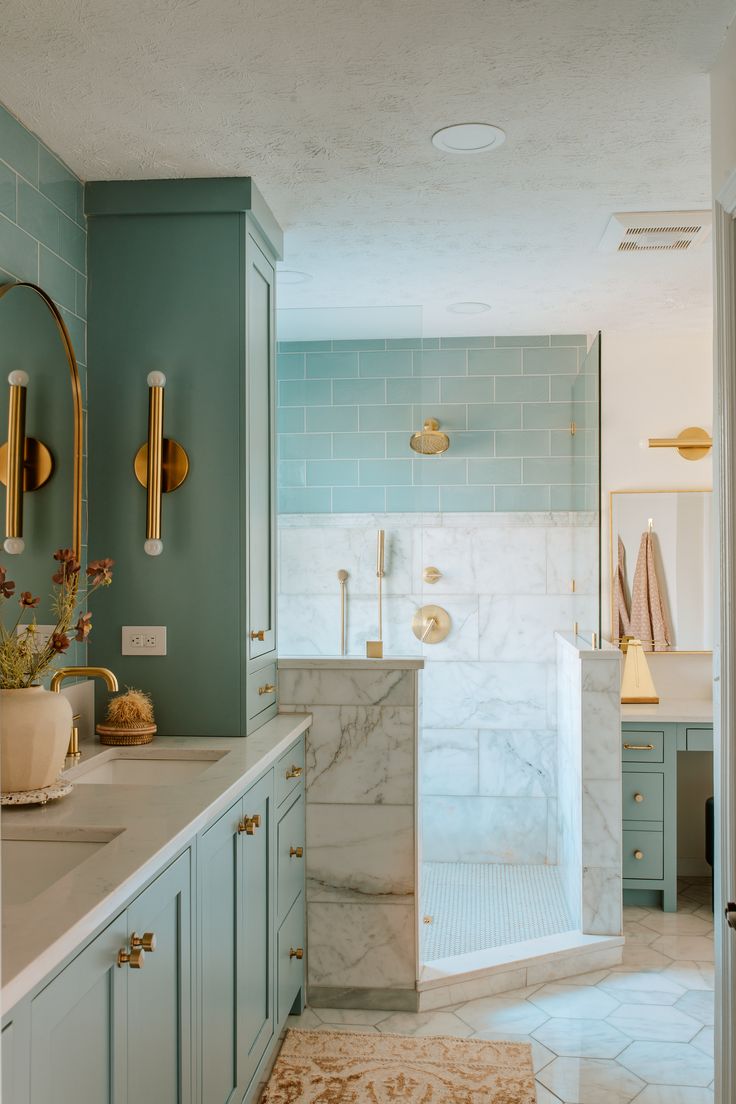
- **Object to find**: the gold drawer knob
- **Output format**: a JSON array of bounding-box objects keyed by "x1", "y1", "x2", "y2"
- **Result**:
[
  {"x1": 131, "y1": 931, "x2": 157, "y2": 952},
  {"x1": 258, "y1": 683, "x2": 276, "y2": 695},
  {"x1": 289, "y1": 947, "x2": 304, "y2": 960},
  {"x1": 250, "y1": 629, "x2": 266, "y2": 641},
  {"x1": 290, "y1": 846, "x2": 304, "y2": 859},
  {"x1": 634, "y1": 849, "x2": 644, "y2": 860},
  {"x1": 286, "y1": 765, "x2": 303, "y2": 780},
  {"x1": 633, "y1": 793, "x2": 645, "y2": 803},
  {"x1": 239, "y1": 814, "x2": 262, "y2": 835},
  {"x1": 117, "y1": 946, "x2": 145, "y2": 969}
]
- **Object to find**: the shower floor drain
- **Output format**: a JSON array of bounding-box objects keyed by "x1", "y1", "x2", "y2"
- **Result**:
[{"x1": 421, "y1": 862, "x2": 575, "y2": 962}]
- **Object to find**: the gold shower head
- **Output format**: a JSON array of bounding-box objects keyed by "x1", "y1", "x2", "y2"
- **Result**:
[{"x1": 409, "y1": 418, "x2": 450, "y2": 455}]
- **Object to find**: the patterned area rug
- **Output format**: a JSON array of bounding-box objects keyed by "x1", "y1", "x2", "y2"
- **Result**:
[{"x1": 260, "y1": 1029, "x2": 536, "y2": 1103}]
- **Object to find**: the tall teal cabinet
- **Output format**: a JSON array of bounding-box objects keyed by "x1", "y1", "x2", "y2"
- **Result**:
[{"x1": 85, "y1": 179, "x2": 282, "y2": 736}]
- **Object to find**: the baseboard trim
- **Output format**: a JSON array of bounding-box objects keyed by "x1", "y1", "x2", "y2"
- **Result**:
[{"x1": 308, "y1": 985, "x2": 419, "y2": 1012}]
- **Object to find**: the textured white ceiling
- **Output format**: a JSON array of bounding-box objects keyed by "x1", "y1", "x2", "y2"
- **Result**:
[{"x1": 0, "y1": 0, "x2": 733, "y2": 335}]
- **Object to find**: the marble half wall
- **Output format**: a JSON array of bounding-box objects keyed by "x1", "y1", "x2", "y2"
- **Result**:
[{"x1": 278, "y1": 658, "x2": 422, "y2": 1010}]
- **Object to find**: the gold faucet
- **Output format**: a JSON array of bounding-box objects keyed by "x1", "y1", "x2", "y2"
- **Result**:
[{"x1": 50, "y1": 666, "x2": 119, "y2": 759}]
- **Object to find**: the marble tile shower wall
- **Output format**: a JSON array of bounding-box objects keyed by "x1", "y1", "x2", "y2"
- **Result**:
[
  {"x1": 278, "y1": 511, "x2": 599, "y2": 864},
  {"x1": 277, "y1": 335, "x2": 598, "y2": 514}
]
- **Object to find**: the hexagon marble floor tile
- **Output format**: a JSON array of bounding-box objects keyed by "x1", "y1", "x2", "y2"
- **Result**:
[{"x1": 288, "y1": 877, "x2": 715, "y2": 1103}]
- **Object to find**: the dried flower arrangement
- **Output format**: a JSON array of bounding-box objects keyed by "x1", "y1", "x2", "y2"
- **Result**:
[
  {"x1": 97, "y1": 686, "x2": 157, "y2": 746},
  {"x1": 0, "y1": 550, "x2": 114, "y2": 689}
]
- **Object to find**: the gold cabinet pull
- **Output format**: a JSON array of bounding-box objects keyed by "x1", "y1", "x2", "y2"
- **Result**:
[
  {"x1": 623, "y1": 743, "x2": 655, "y2": 751},
  {"x1": 289, "y1": 947, "x2": 304, "y2": 960},
  {"x1": 131, "y1": 931, "x2": 157, "y2": 952},
  {"x1": 633, "y1": 849, "x2": 644, "y2": 860},
  {"x1": 117, "y1": 946, "x2": 145, "y2": 969},
  {"x1": 289, "y1": 846, "x2": 304, "y2": 859},
  {"x1": 134, "y1": 371, "x2": 189, "y2": 557},
  {"x1": 633, "y1": 792, "x2": 645, "y2": 803},
  {"x1": 239, "y1": 814, "x2": 262, "y2": 835},
  {"x1": 258, "y1": 683, "x2": 276, "y2": 695},
  {"x1": 286, "y1": 765, "x2": 303, "y2": 780},
  {"x1": 250, "y1": 629, "x2": 266, "y2": 641}
]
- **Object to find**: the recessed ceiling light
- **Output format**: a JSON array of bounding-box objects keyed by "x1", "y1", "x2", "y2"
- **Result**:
[
  {"x1": 431, "y1": 123, "x2": 506, "y2": 154},
  {"x1": 447, "y1": 301, "x2": 491, "y2": 314},
  {"x1": 277, "y1": 269, "x2": 313, "y2": 285}
]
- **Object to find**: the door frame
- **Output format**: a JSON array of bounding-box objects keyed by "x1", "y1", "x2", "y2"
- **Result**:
[{"x1": 714, "y1": 167, "x2": 736, "y2": 1104}]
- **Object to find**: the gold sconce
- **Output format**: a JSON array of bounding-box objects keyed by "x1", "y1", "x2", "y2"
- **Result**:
[
  {"x1": 134, "y1": 372, "x2": 189, "y2": 556},
  {"x1": 648, "y1": 426, "x2": 712, "y2": 461}
]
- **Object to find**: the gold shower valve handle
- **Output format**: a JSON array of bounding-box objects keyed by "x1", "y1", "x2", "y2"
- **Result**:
[
  {"x1": 412, "y1": 604, "x2": 452, "y2": 644},
  {"x1": 134, "y1": 371, "x2": 190, "y2": 557}
]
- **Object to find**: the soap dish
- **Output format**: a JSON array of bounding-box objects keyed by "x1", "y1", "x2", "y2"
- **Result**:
[
  {"x1": 1, "y1": 779, "x2": 73, "y2": 806},
  {"x1": 96, "y1": 722, "x2": 157, "y2": 746}
]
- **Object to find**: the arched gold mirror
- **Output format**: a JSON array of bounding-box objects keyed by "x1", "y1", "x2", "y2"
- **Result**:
[{"x1": 0, "y1": 282, "x2": 83, "y2": 575}]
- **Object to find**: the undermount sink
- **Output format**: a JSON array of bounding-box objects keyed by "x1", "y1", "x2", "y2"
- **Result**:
[
  {"x1": 1, "y1": 828, "x2": 123, "y2": 907},
  {"x1": 65, "y1": 747, "x2": 229, "y2": 786}
]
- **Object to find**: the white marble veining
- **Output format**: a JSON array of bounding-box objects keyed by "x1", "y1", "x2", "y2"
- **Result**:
[
  {"x1": 422, "y1": 660, "x2": 549, "y2": 729},
  {"x1": 307, "y1": 901, "x2": 416, "y2": 989},
  {"x1": 421, "y1": 729, "x2": 479, "y2": 796},
  {"x1": 278, "y1": 666, "x2": 415, "y2": 707},
  {"x1": 478, "y1": 729, "x2": 557, "y2": 798},
  {"x1": 306, "y1": 804, "x2": 414, "y2": 901},
  {"x1": 305, "y1": 704, "x2": 415, "y2": 804},
  {"x1": 422, "y1": 795, "x2": 550, "y2": 864}
]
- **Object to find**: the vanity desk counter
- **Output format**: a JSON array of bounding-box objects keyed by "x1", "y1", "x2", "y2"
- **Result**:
[{"x1": 622, "y1": 697, "x2": 713, "y2": 726}]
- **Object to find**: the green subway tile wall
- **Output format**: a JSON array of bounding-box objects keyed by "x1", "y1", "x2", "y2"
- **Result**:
[{"x1": 277, "y1": 336, "x2": 598, "y2": 513}]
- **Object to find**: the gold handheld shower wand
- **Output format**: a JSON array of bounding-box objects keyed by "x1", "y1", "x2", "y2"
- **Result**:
[
  {"x1": 337, "y1": 569, "x2": 349, "y2": 656},
  {"x1": 366, "y1": 529, "x2": 385, "y2": 658}
]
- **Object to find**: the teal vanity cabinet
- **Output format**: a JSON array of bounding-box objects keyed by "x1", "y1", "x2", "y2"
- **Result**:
[{"x1": 86, "y1": 179, "x2": 282, "y2": 737}]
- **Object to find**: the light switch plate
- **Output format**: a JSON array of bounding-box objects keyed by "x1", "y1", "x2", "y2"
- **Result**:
[{"x1": 122, "y1": 626, "x2": 167, "y2": 656}]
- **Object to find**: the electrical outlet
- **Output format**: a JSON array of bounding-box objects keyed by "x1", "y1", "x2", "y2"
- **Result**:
[
  {"x1": 122, "y1": 626, "x2": 167, "y2": 656},
  {"x1": 16, "y1": 624, "x2": 55, "y2": 651}
]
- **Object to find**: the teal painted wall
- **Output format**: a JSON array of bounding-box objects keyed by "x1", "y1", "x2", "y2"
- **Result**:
[{"x1": 277, "y1": 335, "x2": 599, "y2": 513}]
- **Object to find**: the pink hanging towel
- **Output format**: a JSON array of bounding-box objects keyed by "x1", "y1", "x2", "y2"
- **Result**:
[
  {"x1": 614, "y1": 535, "x2": 631, "y2": 644},
  {"x1": 629, "y1": 531, "x2": 671, "y2": 652}
]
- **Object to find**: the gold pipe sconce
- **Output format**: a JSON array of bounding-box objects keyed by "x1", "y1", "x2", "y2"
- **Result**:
[
  {"x1": 0, "y1": 370, "x2": 54, "y2": 553},
  {"x1": 648, "y1": 426, "x2": 712, "y2": 461},
  {"x1": 134, "y1": 372, "x2": 189, "y2": 556}
]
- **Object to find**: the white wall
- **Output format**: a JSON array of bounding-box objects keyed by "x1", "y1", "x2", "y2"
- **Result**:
[{"x1": 711, "y1": 16, "x2": 736, "y2": 197}]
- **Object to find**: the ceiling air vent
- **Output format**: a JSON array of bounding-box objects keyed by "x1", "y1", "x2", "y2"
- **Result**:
[{"x1": 599, "y1": 211, "x2": 712, "y2": 253}]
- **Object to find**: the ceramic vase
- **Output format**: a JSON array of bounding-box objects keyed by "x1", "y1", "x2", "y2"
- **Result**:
[{"x1": 0, "y1": 686, "x2": 72, "y2": 792}]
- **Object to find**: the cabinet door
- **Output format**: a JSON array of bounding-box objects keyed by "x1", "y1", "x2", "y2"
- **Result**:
[
  {"x1": 30, "y1": 914, "x2": 127, "y2": 1104},
  {"x1": 126, "y1": 852, "x2": 192, "y2": 1104},
  {"x1": 199, "y1": 800, "x2": 243, "y2": 1104},
  {"x1": 239, "y1": 770, "x2": 274, "y2": 1090},
  {"x1": 245, "y1": 233, "x2": 277, "y2": 679}
]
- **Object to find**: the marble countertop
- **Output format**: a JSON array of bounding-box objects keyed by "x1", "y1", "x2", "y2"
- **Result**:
[
  {"x1": 622, "y1": 698, "x2": 713, "y2": 724},
  {"x1": 278, "y1": 656, "x2": 425, "y2": 669},
  {"x1": 1, "y1": 712, "x2": 311, "y2": 1014}
]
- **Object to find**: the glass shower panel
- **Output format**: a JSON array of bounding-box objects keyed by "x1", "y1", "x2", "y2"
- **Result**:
[{"x1": 571, "y1": 333, "x2": 602, "y2": 640}]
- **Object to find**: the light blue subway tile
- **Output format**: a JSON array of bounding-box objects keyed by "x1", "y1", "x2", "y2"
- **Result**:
[
  {"x1": 468, "y1": 348, "x2": 522, "y2": 375},
  {"x1": 414, "y1": 403, "x2": 467, "y2": 430},
  {"x1": 495, "y1": 485, "x2": 551, "y2": 511},
  {"x1": 59, "y1": 308, "x2": 85, "y2": 361},
  {"x1": 306, "y1": 351, "x2": 359, "y2": 378},
  {"x1": 333, "y1": 432, "x2": 386, "y2": 459},
  {"x1": 59, "y1": 213, "x2": 85, "y2": 272},
  {"x1": 550, "y1": 485, "x2": 589, "y2": 510},
  {"x1": 277, "y1": 353, "x2": 305, "y2": 379},
  {"x1": 495, "y1": 430, "x2": 550, "y2": 457},
  {"x1": 333, "y1": 339, "x2": 386, "y2": 351},
  {"x1": 387, "y1": 377, "x2": 438, "y2": 404},
  {"x1": 333, "y1": 378, "x2": 385, "y2": 405},
  {"x1": 387, "y1": 485, "x2": 439, "y2": 512},
  {"x1": 76, "y1": 272, "x2": 86, "y2": 320},
  {"x1": 440, "y1": 336, "x2": 493, "y2": 349},
  {"x1": 0, "y1": 162, "x2": 15, "y2": 220},
  {"x1": 551, "y1": 334, "x2": 587, "y2": 346},
  {"x1": 38, "y1": 146, "x2": 79, "y2": 218},
  {"x1": 413, "y1": 458, "x2": 467, "y2": 485},
  {"x1": 279, "y1": 487, "x2": 331, "y2": 513},
  {"x1": 386, "y1": 338, "x2": 422, "y2": 350},
  {"x1": 495, "y1": 335, "x2": 550, "y2": 348},
  {"x1": 468, "y1": 459, "x2": 522, "y2": 484},
  {"x1": 467, "y1": 404, "x2": 521, "y2": 431},
  {"x1": 278, "y1": 460, "x2": 306, "y2": 487},
  {"x1": 0, "y1": 214, "x2": 37, "y2": 281},
  {"x1": 570, "y1": 374, "x2": 599, "y2": 402},
  {"x1": 440, "y1": 485, "x2": 494, "y2": 511},
  {"x1": 279, "y1": 379, "x2": 332, "y2": 406},
  {"x1": 523, "y1": 457, "x2": 579, "y2": 484},
  {"x1": 572, "y1": 401, "x2": 599, "y2": 429},
  {"x1": 333, "y1": 486, "x2": 386, "y2": 512},
  {"x1": 0, "y1": 106, "x2": 38, "y2": 184},
  {"x1": 359, "y1": 459, "x2": 412, "y2": 485},
  {"x1": 39, "y1": 246, "x2": 76, "y2": 310},
  {"x1": 496, "y1": 375, "x2": 550, "y2": 403},
  {"x1": 550, "y1": 376, "x2": 575, "y2": 402},
  {"x1": 279, "y1": 340, "x2": 331, "y2": 353},
  {"x1": 447, "y1": 432, "x2": 494, "y2": 457},
  {"x1": 358, "y1": 350, "x2": 413, "y2": 377},
  {"x1": 279, "y1": 433, "x2": 332, "y2": 460},
  {"x1": 306, "y1": 405, "x2": 359, "y2": 432},
  {"x1": 0, "y1": 266, "x2": 13, "y2": 282},
  {"x1": 440, "y1": 377, "x2": 492, "y2": 404},
  {"x1": 522, "y1": 403, "x2": 573, "y2": 430},
  {"x1": 359, "y1": 404, "x2": 412, "y2": 431},
  {"x1": 278, "y1": 407, "x2": 305, "y2": 433},
  {"x1": 421, "y1": 338, "x2": 440, "y2": 350},
  {"x1": 17, "y1": 180, "x2": 60, "y2": 251},
  {"x1": 306, "y1": 459, "x2": 360, "y2": 486},
  {"x1": 523, "y1": 346, "x2": 578, "y2": 374},
  {"x1": 386, "y1": 431, "x2": 412, "y2": 457},
  {"x1": 413, "y1": 349, "x2": 466, "y2": 376}
]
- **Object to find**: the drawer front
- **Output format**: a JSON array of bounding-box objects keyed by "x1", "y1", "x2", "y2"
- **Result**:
[
  {"x1": 248, "y1": 662, "x2": 278, "y2": 721},
  {"x1": 277, "y1": 893, "x2": 305, "y2": 1026},
  {"x1": 623, "y1": 829, "x2": 663, "y2": 880},
  {"x1": 686, "y1": 726, "x2": 713, "y2": 752},
  {"x1": 622, "y1": 771, "x2": 664, "y2": 822},
  {"x1": 275, "y1": 736, "x2": 305, "y2": 807},
  {"x1": 278, "y1": 793, "x2": 305, "y2": 924},
  {"x1": 622, "y1": 728, "x2": 664, "y2": 764}
]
